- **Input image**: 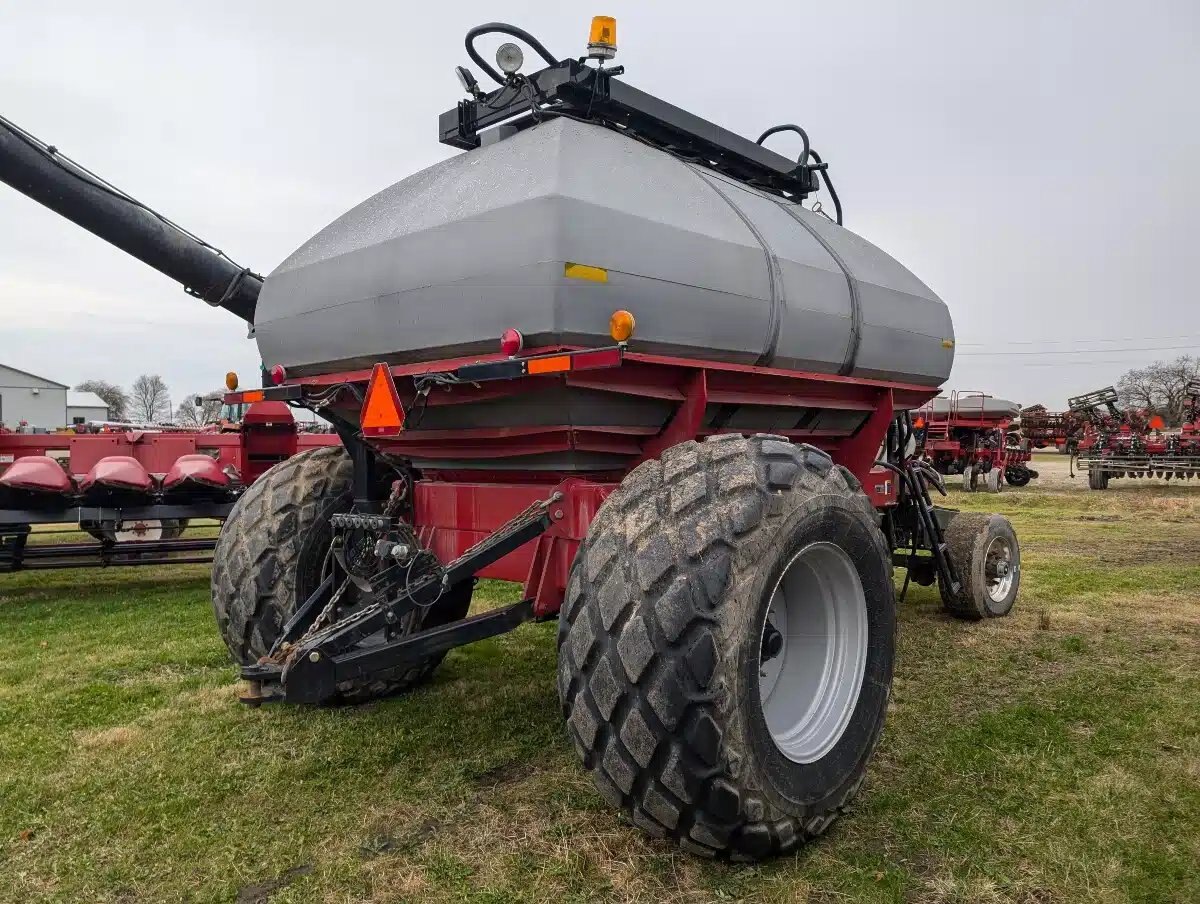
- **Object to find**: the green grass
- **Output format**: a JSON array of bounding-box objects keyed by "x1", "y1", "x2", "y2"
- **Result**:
[{"x1": 1, "y1": 471, "x2": 1197, "y2": 903}]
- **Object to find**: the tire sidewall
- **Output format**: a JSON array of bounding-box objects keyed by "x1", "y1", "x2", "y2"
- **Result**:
[{"x1": 734, "y1": 497, "x2": 895, "y2": 816}]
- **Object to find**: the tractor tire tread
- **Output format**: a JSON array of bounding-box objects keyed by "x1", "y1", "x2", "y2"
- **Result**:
[{"x1": 558, "y1": 434, "x2": 886, "y2": 860}]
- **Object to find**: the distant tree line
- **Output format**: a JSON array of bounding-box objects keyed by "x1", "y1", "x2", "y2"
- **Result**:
[
  {"x1": 73, "y1": 375, "x2": 224, "y2": 426},
  {"x1": 1116, "y1": 355, "x2": 1199, "y2": 427}
]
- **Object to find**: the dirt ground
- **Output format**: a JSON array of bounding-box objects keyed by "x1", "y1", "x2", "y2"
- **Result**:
[{"x1": 1019, "y1": 450, "x2": 1200, "y2": 492}]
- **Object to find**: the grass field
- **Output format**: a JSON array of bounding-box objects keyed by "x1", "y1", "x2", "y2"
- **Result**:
[{"x1": 1, "y1": 454, "x2": 1197, "y2": 903}]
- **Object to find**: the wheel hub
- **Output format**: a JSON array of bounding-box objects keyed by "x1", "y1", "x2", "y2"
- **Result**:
[
  {"x1": 757, "y1": 542, "x2": 869, "y2": 764},
  {"x1": 983, "y1": 535, "x2": 1016, "y2": 602},
  {"x1": 760, "y1": 621, "x2": 784, "y2": 663}
]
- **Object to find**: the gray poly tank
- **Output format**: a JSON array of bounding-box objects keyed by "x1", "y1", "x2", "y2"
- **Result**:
[
  {"x1": 253, "y1": 117, "x2": 954, "y2": 387},
  {"x1": 923, "y1": 397, "x2": 1021, "y2": 419}
]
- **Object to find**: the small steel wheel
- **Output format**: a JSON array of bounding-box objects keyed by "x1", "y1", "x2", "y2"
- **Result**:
[
  {"x1": 87, "y1": 518, "x2": 188, "y2": 543},
  {"x1": 1004, "y1": 466, "x2": 1032, "y2": 487},
  {"x1": 939, "y1": 513, "x2": 1020, "y2": 620}
]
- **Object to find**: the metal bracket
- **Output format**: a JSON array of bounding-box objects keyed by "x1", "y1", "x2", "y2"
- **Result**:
[{"x1": 241, "y1": 491, "x2": 560, "y2": 705}]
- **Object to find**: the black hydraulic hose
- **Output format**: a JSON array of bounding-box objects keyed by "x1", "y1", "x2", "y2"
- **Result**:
[
  {"x1": 465, "y1": 23, "x2": 560, "y2": 86},
  {"x1": 755, "y1": 124, "x2": 811, "y2": 168},
  {"x1": 808, "y1": 149, "x2": 843, "y2": 226},
  {"x1": 0, "y1": 113, "x2": 260, "y2": 323}
]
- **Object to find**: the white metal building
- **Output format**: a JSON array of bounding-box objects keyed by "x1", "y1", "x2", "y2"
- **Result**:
[
  {"x1": 67, "y1": 391, "x2": 110, "y2": 425},
  {"x1": 0, "y1": 364, "x2": 68, "y2": 429}
]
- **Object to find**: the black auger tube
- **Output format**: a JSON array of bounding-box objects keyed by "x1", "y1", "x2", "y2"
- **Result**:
[{"x1": 0, "y1": 115, "x2": 260, "y2": 323}]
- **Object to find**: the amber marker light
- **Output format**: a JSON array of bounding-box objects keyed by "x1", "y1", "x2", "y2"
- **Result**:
[{"x1": 609, "y1": 309, "x2": 635, "y2": 343}]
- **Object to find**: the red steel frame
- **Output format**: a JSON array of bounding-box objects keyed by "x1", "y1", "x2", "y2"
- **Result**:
[
  {"x1": 0, "y1": 404, "x2": 338, "y2": 488},
  {"x1": 1018, "y1": 406, "x2": 1079, "y2": 453},
  {"x1": 281, "y1": 347, "x2": 939, "y2": 617}
]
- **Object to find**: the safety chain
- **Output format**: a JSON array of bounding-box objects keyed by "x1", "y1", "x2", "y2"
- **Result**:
[{"x1": 266, "y1": 575, "x2": 353, "y2": 667}]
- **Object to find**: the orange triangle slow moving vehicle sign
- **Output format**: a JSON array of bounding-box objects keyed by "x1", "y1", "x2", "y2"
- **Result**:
[{"x1": 360, "y1": 363, "x2": 406, "y2": 437}]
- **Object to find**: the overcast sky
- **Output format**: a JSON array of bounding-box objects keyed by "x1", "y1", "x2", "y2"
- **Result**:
[{"x1": 2, "y1": 1, "x2": 1197, "y2": 410}]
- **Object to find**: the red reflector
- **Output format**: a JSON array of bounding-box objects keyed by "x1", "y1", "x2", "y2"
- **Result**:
[
  {"x1": 269, "y1": 364, "x2": 287, "y2": 385},
  {"x1": 570, "y1": 348, "x2": 623, "y2": 370},
  {"x1": 500, "y1": 328, "x2": 524, "y2": 357},
  {"x1": 360, "y1": 363, "x2": 406, "y2": 437},
  {"x1": 240, "y1": 390, "x2": 265, "y2": 403}
]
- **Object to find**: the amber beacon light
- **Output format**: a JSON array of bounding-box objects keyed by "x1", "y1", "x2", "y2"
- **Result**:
[{"x1": 587, "y1": 16, "x2": 617, "y2": 60}]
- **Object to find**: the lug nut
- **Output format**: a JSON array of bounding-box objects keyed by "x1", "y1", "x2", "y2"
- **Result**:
[{"x1": 308, "y1": 651, "x2": 321, "y2": 663}]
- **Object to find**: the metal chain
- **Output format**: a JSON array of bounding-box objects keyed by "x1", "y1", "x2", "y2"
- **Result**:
[
  {"x1": 286, "y1": 489, "x2": 408, "y2": 656},
  {"x1": 268, "y1": 575, "x2": 352, "y2": 666},
  {"x1": 303, "y1": 576, "x2": 352, "y2": 640}
]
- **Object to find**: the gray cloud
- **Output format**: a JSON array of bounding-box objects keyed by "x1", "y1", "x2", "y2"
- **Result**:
[{"x1": 2, "y1": 1, "x2": 1197, "y2": 407}]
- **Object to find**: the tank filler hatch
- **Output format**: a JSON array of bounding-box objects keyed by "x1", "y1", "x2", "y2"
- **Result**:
[{"x1": 440, "y1": 21, "x2": 823, "y2": 203}]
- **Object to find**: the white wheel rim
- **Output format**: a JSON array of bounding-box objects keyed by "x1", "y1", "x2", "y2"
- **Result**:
[
  {"x1": 113, "y1": 519, "x2": 163, "y2": 542},
  {"x1": 758, "y1": 542, "x2": 869, "y2": 764},
  {"x1": 983, "y1": 535, "x2": 1016, "y2": 603}
]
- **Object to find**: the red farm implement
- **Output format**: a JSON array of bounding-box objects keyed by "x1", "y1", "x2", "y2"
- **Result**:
[
  {"x1": 227, "y1": 348, "x2": 935, "y2": 619},
  {"x1": 914, "y1": 391, "x2": 1037, "y2": 491},
  {"x1": 0, "y1": 403, "x2": 337, "y2": 570},
  {"x1": 1015, "y1": 404, "x2": 1083, "y2": 454},
  {"x1": 0, "y1": 17, "x2": 1026, "y2": 860},
  {"x1": 1073, "y1": 383, "x2": 1200, "y2": 489}
]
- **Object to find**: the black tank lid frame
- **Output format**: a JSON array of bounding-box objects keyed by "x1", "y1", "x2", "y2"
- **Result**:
[{"x1": 439, "y1": 58, "x2": 822, "y2": 202}]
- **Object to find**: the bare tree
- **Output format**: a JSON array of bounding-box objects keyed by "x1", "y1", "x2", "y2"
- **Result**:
[
  {"x1": 1117, "y1": 356, "x2": 1200, "y2": 426},
  {"x1": 175, "y1": 393, "x2": 223, "y2": 426},
  {"x1": 129, "y1": 374, "x2": 172, "y2": 423},
  {"x1": 74, "y1": 379, "x2": 128, "y2": 421}
]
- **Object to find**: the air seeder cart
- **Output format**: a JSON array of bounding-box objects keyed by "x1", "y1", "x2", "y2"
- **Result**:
[
  {"x1": 914, "y1": 391, "x2": 1037, "y2": 491},
  {"x1": 0, "y1": 18, "x2": 1022, "y2": 860}
]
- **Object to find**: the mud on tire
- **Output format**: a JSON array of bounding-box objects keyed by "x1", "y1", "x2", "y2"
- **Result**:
[
  {"x1": 939, "y1": 512, "x2": 1020, "y2": 620},
  {"x1": 557, "y1": 434, "x2": 895, "y2": 860},
  {"x1": 211, "y1": 446, "x2": 470, "y2": 702}
]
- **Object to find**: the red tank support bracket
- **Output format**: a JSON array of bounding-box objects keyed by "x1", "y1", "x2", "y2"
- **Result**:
[
  {"x1": 415, "y1": 477, "x2": 617, "y2": 617},
  {"x1": 836, "y1": 388, "x2": 895, "y2": 480},
  {"x1": 639, "y1": 370, "x2": 708, "y2": 464}
]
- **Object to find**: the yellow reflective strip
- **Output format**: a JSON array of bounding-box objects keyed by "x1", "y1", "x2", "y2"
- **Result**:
[{"x1": 564, "y1": 262, "x2": 608, "y2": 283}]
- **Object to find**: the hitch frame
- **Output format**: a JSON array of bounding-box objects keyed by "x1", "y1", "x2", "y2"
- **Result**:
[{"x1": 240, "y1": 491, "x2": 560, "y2": 705}]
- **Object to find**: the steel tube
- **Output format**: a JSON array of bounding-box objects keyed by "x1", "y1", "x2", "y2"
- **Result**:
[{"x1": 0, "y1": 115, "x2": 259, "y2": 322}]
